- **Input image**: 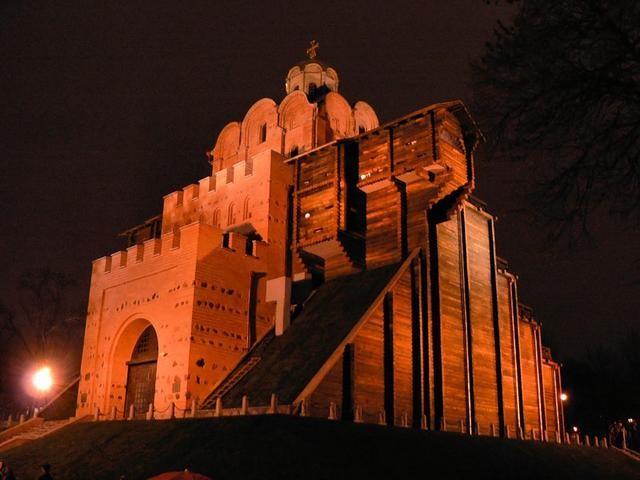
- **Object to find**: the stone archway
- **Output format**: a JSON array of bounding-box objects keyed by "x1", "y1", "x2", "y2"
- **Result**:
[
  {"x1": 107, "y1": 318, "x2": 158, "y2": 417},
  {"x1": 124, "y1": 326, "x2": 158, "y2": 417}
]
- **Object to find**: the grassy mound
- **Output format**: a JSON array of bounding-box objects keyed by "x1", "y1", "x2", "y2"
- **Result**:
[{"x1": 3, "y1": 415, "x2": 639, "y2": 479}]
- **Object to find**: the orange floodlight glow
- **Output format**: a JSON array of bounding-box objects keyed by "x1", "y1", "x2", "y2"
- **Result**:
[{"x1": 32, "y1": 366, "x2": 53, "y2": 393}]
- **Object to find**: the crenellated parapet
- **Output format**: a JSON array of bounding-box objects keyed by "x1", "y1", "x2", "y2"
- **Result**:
[
  {"x1": 160, "y1": 150, "x2": 291, "y2": 247},
  {"x1": 92, "y1": 223, "x2": 268, "y2": 276}
]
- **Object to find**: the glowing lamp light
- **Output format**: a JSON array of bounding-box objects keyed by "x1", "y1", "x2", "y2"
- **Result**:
[
  {"x1": 32, "y1": 367, "x2": 53, "y2": 393},
  {"x1": 304, "y1": 212, "x2": 311, "y2": 219},
  {"x1": 628, "y1": 418, "x2": 634, "y2": 423},
  {"x1": 560, "y1": 392, "x2": 568, "y2": 402},
  {"x1": 572, "y1": 426, "x2": 579, "y2": 433}
]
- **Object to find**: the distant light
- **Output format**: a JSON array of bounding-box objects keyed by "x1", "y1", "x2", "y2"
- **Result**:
[
  {"x1": 304, "y1": 212, "x2": 311, "y2": 219},
  {"x1": 572, "y1": 426, "x2": 578, "y2": 433},
  {"x1": 560, "y1": 393, "x2": 568, "y2": 402},
  {"x1": 33, "y1": 367, "x2": 53, "y2": 393},
  {"x1": 628, "y1": 418, "x2": 634, "y2": 423}
]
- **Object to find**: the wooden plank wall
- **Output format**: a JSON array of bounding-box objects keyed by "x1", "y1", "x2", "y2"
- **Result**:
[
  {"x1": 308, "y1": 356, "x2": 342, "y2": 418},
  {"x1": 497, "y1": 272, "x2": 520, "y2": 432},
  {"x1": 543, "y1": 362, "x2": 560, "y2": 437},
  {"x1": 391, "y1": 115, "x2": 433, "y2": 176},
  {"x1": 307, "y1": 265, "x2": 420, "y2": 426},
  {"x1": 463, "y1": 206, "x2": 500, "y2": 432},
  {"x1": 518, "y1": 320, "x2": 542, "y2": 435},
  {"x1": 365, "y1": 184, "x2": 403, "y2": 268},
  {"x1": 436, "y1": 217, "x2": 469, "y2": 426},
  {"x1": 352, "y1": 304, "x2": 385, "y2": 424},
  {"x1": 295, "y1": 148, "x2": 338, "y2": 247},
  {"x1": 358, "y1": 130, "x2": 391, "y2": 186},
  {"x1": 434, "y1": 110, "x2": 470, "y2": 195},
  {"x1": 392, "y1": 269, "x2": 415, "y2": 425}
]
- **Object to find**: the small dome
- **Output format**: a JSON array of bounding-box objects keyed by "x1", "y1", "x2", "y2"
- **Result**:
[{"x1": 285, "y1": 42, "x2": 339, "y2": 96}]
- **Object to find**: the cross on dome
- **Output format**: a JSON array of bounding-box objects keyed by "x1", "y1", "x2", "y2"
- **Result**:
[{"x1": 306, "y1": 40, "x2": 319, "y2": 59}]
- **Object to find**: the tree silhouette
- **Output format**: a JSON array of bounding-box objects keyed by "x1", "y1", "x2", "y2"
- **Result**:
[
  {"x1": 0, "y1": 268, "x2": 83, "y2": 413},
  {"x1": 473, "y1": 0, "x2": 640, "y2": 240}
]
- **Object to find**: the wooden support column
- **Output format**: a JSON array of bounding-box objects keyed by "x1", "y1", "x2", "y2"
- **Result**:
[
  {"x1": 341, "y1": 343, "x2": 355, "y2": 421},
  {"x1": 511, "y1": 281, "x2": 526, "y2": 432},
  {"x1": 383, "y1": 292, "x2": 395, "y2": 426},
  {"x1": 420, "y1": 248, "x2": 431, "y2": 429},
  {"x1": 534, "y1": 326, "x2": 547, "y2": 434},
  {"x1": 488, "y1": 219, "x2": 506, "y2": 434},
  {"x1": 427, "y1": 210, "x2": 444, "y2": 429},
  {"x1": 410, "y1": 257, "x2": 422, "y2": 427},
  {"x1": 459, "y1": 208, "x2": 476, "y2": 434},
  {"x1": 395, "y1": 180, "x2": 409, "y2": 259},
  {"x1": 555, "y1": 366, "x2": 566, "y2": 438}
]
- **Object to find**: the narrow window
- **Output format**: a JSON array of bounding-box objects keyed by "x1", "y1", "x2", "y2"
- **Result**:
[
  {"x1": 308, "y1": 82, "x2": 317, "y2": 97},
  {"x1": 289, "y1": 146, "x2": 299, "y2": 157},
  {"x1": 212, "y1": 208, "x2": 220, "y2": 228},
  {"x1": 259, "y1": 123, "x2": 267, "y2": 143},
  {"x1": 245, "y1": 239, "x2": 255, "y2": 256},
  {"x1": 227, "y1": 202, "x2": 236, "y2": 226},
  {"x1": 242, "y1": 197, "x2": 251, "y2": 220},
  {"x1": 222, "y1": 232, "x2": 230, "y2": 249}
]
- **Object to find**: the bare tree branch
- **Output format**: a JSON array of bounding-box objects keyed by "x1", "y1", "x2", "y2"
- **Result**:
[{"x1": 472, "y1": 0, "x2": 640, "y2": 243}]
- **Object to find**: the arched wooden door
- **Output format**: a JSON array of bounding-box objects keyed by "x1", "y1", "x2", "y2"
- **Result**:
[{"x1": 124, "y1": 326, "x2": 158, "y2": 417}]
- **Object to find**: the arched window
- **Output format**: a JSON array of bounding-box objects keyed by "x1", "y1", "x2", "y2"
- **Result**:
[
  {"x1": 242, "y1": 197, "x2": 251, "y2": 220},
  {"x1": 308, "y1": 82, "x2": 317, "y2": 97},
  {"x1": 259, "y1": 123, "x2": 267, "y2": 143},
  {"x1": 212, "y1": 208, "x2": 220, "y2": 228},
  {"x1": 289, "y1": 146, "x2": 299, "y2": 157},
  {"x1": 131, "y1": 326, "x2": 158, "y2": 363},
  {"x1": 358, "y1": 125, "x2": 366, "y2": 134},
  {"x1": 227, "y1": 202, "x2": 236, "y2": 226}
]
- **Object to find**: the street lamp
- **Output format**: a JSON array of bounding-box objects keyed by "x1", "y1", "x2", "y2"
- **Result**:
[{"x1": 32, "y1": 366, "x2": 53, "y2": 393}]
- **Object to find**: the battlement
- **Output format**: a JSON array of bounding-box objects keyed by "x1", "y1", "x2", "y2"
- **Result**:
[
  {"x1": 160, "y1": 150, "x2": 290, "y2": 243},
  {"x1": 162, "y1": 159, "x2": 255, "y2": 212},
  {"x1": 92, "y1": 222, "x2": 268, "y2": 275}
]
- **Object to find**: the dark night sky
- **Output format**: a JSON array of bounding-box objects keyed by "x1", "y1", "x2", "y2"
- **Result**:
[{"x1": 1, "y1": 1, "x2": 638, "y2": 361}]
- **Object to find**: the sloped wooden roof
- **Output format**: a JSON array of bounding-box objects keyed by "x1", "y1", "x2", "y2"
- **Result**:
[{"x1": 221, "y1": 263, "x2": 401, "y2": 407}]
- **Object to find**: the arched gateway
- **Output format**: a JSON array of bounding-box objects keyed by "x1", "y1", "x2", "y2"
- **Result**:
[{"x1": 124, "y1": 326, "x2": 158, "y2": 416}]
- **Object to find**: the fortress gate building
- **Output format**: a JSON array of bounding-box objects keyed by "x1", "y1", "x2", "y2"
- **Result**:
[{"x1": 77, "y1": 49, "x2": 564, "y2": 439}]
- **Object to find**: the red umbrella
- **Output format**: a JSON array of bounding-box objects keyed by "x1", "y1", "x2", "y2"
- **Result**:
[{"x1": 148, "y1": 469, "x2": 212, "y2": 480}]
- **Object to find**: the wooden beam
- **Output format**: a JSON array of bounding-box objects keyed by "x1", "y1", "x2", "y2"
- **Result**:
[
  {"x1": 534, "y1": 326, "x2": 547, "y2": 434},
  {"x1": 419, "y1": 249, "x2": 431, "y2": 429},
  {"x1": 410, "y1": 257, "x2": 422, "y2": 427},
  {"x1": 510, "y1": 278, "x2": 526, "y2": 432},
  {"x1": 341, "y1": 343, "x2": 355, "y2": 421},
  {"x1": 459, "y1": 208, "x2": 476, "y2": 434},
  {"x1": 488, "y1": 218, "x2": 506, "y2": 434},
  {"x1": 427, "y1": 211, "x2": 444, "y2": 429},
  {"x1": 384, "y1": 292, "x2": 395, "y2": 426}
]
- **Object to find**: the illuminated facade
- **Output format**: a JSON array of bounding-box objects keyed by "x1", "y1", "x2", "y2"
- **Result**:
[{"x1": 76, "y1": 48, "x2": 564, "y2": 439}]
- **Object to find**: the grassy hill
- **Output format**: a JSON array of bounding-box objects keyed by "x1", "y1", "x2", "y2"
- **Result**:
[{"x1": 3, "y1": 415, "x2": 639, "y2": 480}]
